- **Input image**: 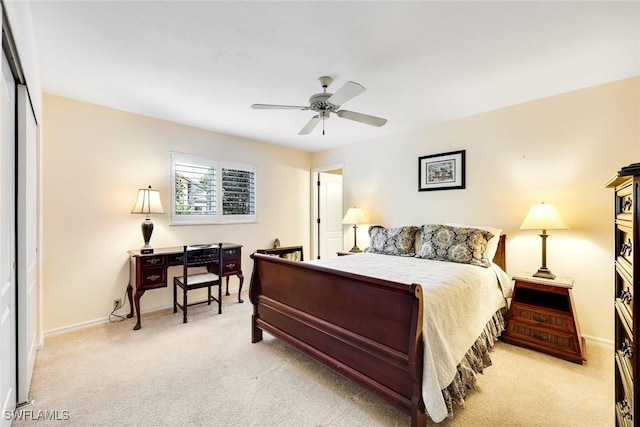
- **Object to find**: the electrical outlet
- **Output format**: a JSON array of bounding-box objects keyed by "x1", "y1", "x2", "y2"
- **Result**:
[{"x1": 113, "y1": 298, "x2": 123, "y2": 311}]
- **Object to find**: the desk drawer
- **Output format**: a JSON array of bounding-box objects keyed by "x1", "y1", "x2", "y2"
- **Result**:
[
  {"x1": 141, "y1": 255, "x2": 166, "y2": 268},
  {"x1": 222, "y1": 256, "x2": 241, "y2": 275},
  {"x1": 223, "y1": 247, "x2": 241, "y2": 257},
  {"x1": 140, "y1": 267, "x2": 166, "y2": 289},
  {"x1": 168, "y1": 253, "x2": 184, "y2": 265}
]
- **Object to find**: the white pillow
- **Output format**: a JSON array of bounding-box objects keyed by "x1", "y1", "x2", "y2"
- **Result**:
[{"x1": 445, "y1": 223, "x2": 502, "y2": 262}]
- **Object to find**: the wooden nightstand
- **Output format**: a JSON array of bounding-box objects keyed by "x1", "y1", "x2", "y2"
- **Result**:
[
  {"x1": 336, "y1": 251, "x2": 357, "y2": 256},
  {"x1": 502, "y1": 272, "x2": 585, "y2": 364}
]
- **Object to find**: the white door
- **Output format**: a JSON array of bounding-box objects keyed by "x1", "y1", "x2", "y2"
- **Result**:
[
  {"x1": 17, "y1": 84, "x2": 38, "y2": 404},
  {"x1": 317, "y1": 172, "x2": 343, "y2": 259},
  {"x1": 0, "y1": 46, "x2": 17, "y2": 426}
]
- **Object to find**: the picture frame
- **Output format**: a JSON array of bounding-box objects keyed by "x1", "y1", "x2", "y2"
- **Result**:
[{"x1": 418, "y1": 150, "x2": 465, "y2": 191}]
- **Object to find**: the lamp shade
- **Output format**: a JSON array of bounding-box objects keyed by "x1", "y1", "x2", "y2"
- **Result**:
[
  {"x1": 520, "y1": 203, "x2": 567, "y2": 231},
  {"x1": 131, "y1": 186, "x2": 165, "y2": 215},
  {"x1": 342, "y1": 207, "x2": 367, "y2": 225}
]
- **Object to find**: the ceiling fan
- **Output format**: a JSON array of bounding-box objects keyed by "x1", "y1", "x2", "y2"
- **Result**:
[{"x1": 251, "y1": 76, "x2": 387, "y2": 135}]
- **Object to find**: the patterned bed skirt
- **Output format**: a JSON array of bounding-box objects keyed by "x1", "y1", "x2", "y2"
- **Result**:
[{"x1": 439, "y1": 308, "x2": 507, "y2": 420}]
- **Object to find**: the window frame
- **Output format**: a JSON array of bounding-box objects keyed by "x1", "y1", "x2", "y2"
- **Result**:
[{"x1": 170, "y1": 152, "x2": 257, "y2": 225}]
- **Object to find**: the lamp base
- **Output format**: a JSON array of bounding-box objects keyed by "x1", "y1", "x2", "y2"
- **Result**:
[
  {"x1": 140, "y1": 218, "x2": 154, "y2": 254},
  {"x1": 349, "y1": 246, "x2": 362, "y2": 253},
  {"x1": 533, "y1": 267, "x2": 556, "y2": 280}
]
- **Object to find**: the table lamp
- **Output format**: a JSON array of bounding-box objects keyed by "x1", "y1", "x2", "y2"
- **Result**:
[
  {"x1": 520, "y1": 202, "x2": 567, "y2": 279},
  {"x1": 342, "y1": 207, "x2": 367, "y2": 253},
  {"x1": 131, "y1": 186, "x2": 165, "y2": 254}
]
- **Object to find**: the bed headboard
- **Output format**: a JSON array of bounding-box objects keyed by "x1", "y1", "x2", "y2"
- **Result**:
[{"x1": 493, "y1": 234, "x2": 506, "y2": 271}]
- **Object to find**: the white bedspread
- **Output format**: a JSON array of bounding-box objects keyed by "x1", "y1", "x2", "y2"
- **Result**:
[{"x1": 308, "y1": 253, "x2": 511, "y2": 423}]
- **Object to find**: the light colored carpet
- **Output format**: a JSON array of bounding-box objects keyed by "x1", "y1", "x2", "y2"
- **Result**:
[{"x1": 14, "y1": 292, "x2": 612, "y2": 427}]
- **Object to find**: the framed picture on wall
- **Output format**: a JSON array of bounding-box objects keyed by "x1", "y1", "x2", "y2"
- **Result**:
[{"x1": 418, "y1": 150, "x2": 465, "y2": 191}]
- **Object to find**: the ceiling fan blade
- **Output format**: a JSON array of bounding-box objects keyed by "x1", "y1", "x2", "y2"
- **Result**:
[
  {"x1": 336, "y1": 110, "x2": 387, "y2": 127},
  {"x1": 251, "y1": 104, "x2": 309, "y2": 110},
  {"x1": 299, "y1": 115, "x2": 321, "y2": 135},
  {"x1": 326, "y1": 81, "x2": 365, "y2": 106}
]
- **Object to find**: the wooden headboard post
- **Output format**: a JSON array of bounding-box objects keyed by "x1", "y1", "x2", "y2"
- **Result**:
[{"x1": 493, "y1": 234, "x2": 507, "y2": 271}]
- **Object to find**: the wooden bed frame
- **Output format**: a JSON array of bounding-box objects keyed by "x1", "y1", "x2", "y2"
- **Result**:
[{"x1": 249, "y1": 235, "x2": 506, "y2": 427}]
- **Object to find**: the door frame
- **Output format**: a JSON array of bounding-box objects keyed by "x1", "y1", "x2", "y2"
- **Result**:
[{"x1": 310, "y1": 163, "x2": 343, "y2": 260}]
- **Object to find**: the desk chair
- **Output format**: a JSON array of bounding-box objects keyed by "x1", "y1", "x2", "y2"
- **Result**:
[{"x1": 173, "y1": 243, "x2": 223, "y2": 323}]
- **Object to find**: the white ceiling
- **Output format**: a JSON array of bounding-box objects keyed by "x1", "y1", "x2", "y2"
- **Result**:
[{"x1": 27, "y1": 1, "x2": 640, "y2": 153}]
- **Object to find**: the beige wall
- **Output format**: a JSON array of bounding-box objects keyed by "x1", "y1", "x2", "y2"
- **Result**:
[
  {"x1": 312, "y1": 77, "x2": 640, "y2": 343},
  {"x1": 42, "y1": 94, "x2": 311, "y2": 333},
  {"x1": 43, "y1": 77, "x2": 640, "y2": 341}
]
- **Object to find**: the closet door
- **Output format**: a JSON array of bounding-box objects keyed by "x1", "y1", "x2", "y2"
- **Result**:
[
  {"x1": 17, "y1": 84, "x2": 38, "y2": 404},
  {"x1": 0, "y1": 42, "x2": 17, "y2": 426}
]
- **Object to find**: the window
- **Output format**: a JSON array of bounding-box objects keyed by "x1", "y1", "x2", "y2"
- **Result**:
[{"x1": 170, "y1": 152, "x2": 256, "y2": 225}]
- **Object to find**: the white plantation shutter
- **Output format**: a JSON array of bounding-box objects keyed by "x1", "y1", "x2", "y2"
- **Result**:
[
  {"x1": 221, "y1": 167, "x2": 255, "y2": 215},
  {"x1": 174, "y1": 162, "x2": 216, "y2": 215},
  {"x1": 171, "y1": 152, "x2": 257, "y2": 224}
]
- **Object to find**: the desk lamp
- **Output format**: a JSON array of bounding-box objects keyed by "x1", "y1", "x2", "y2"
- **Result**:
[
  {"x1": 520, "y1": 202, "x2": 567, "y2": 279},
  {"x1": 131, "y1": 186, "x2": 165, "y2": 254}
]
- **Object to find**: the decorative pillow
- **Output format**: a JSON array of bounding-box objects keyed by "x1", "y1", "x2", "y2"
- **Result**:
[
  {"x1": 415, "y1": 224, "x2": 494, "y2": 267},
  {"x1": 364, "y1": 225, "x2": 420, "y2": 256},
  {"x1": 445, "y1": 223, "x2": 502, "y2": 262}
]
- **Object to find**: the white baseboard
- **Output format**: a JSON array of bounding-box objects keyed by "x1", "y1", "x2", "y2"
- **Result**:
[
  {"x1": 44, "y1": 286, "x2": 245, "y2": 338},
  {"x1": 43, "y1": 302, "x2": 175, "y2": 338},
  {"x1": 582, "y1": 334, "x2": 613, "y2": 348},
  {"x1": 43, "y1": 285, "x2": 247, "y2": 338},
  {"x1": 44, "y1": 317, "x2": 109, "y2": 338}
]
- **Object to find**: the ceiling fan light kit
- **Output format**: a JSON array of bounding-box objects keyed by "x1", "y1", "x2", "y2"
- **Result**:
[{"x1": 251, "y1": 76, "x2": 387, "y2": 136}]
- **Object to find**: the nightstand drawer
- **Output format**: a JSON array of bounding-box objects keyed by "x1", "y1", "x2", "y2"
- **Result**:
[
  {"x1": 509, "y1": 303, "x2": 574, "y2": 333},
  {"x1": 506, "y1": 321, "x2": 580, "y2": 355}
]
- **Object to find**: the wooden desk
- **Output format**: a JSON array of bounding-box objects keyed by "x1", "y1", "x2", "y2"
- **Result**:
[{"x1": 126, "y1": 243, "x2": 243, "y2": 330}]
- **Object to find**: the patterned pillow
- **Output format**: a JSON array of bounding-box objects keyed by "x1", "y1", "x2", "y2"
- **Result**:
[
  {"x1": 415, "y1": 224, "x2": 494, "y2": 267},
  {"x1": 364, "y1": 226, "x2": 420, "y2": 256}
]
